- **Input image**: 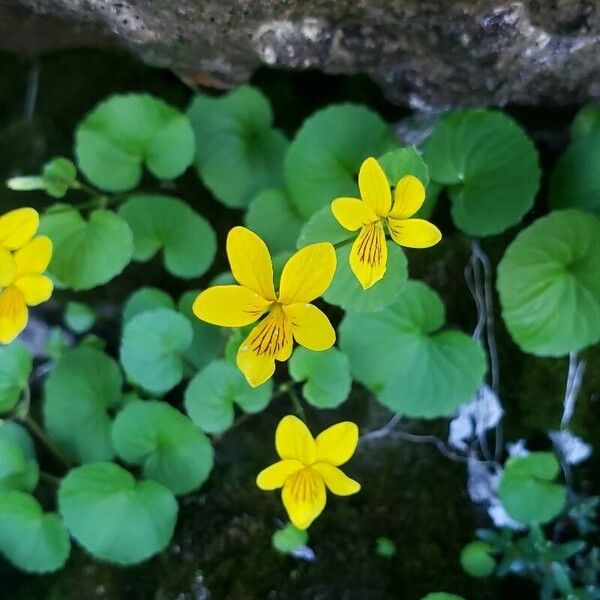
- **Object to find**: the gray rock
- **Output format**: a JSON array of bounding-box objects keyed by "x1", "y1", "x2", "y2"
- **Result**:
[{"x1": 4, "y1": 0, "x2": 600, "y2": 107}]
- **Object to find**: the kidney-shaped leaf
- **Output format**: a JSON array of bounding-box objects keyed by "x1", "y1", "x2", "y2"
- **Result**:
[
  {"x1": 118, "y1": 194, "x2": 216, "y2": 279},
  {"x1": 498, "y1": 452, "x2": 567, "y2": 525},
  {"x1": 289, "y1": 347, "x2": 351, "y2": 409},
  {"x1": 340, "y1": 281, "x2": 486, "y2": 418},
  {"x1": 59, "y1": 462, "x2": 177, "y2": 565},
  {"x1": 76, "y1": 94, "x2": 195, "y2": 192},
  {"x1": 44, "y1": 347, "x2": 123, "y2": 463},
  {"x1": 123, "y1": 287, "x2": 175, "y2": 324},
  {"x1": 112, "y1": 400, "x2": 213, "y2": 495},
  {"x1": 497, "y1": 210, "x2": 600, "y2": 356},
  {"x1": 120, "y1": 308, "x2": 193, "y2": 394},
  {"x1": 41, "y1": 206, "x2": 133, "y2": 291},
  {"x1": 0, "y1": 422, "x2": 38, "y2": 492},
  {"x1": 184, "y1": 359, "x2": 272, "y2": 434},
  {"x1": 0, "y1": 341, "x2": 32, "y2": 413},
  {"x1": 0, "y1": 491, "x2": 70, "y2": 573},
  {"x1": 286, "y1": 104, "x2": 398, "y2": 218},
  {"x1": 424, "y1": 110, "x2": 540, "y2": 236},
  {"x1": 188, "y1": 86, "x2": 288, "y2": 208}
]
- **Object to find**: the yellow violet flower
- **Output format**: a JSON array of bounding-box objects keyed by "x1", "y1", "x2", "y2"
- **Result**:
[
  {"x1": 0, "y1": 208, "x2": 54, "y2": 344},
  {"x1": 257, "y1": 415, "x2": 360, "y2": 529},
  {"x1": 331, "y1": 156, "x2": 442, "y2": 290},
  {"x1": 193, "y1": 227, "x2": 337, "y2": 388}
]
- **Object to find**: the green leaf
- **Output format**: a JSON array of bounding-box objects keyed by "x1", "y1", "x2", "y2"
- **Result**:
[
  {"x1": 571, "y1": 105, "x2": 600, "y2": 139},
  {"x1": 272, "y1": 523, "x2": 308, "y2": 554},
  {"x1": 44, "y1": 347, "x2": 123, "y2": 463},
  {"x1": 59, "y1": 462, "x2": 178, "y2": 565},
  {"x1": 289, "y1": 347, "x2": 351, "y2": 409},
  {"x1": 75, "y1": 93, "x2": 195, "y2": 192},
  {"x1": 498, "y1": 452, "x2": 567, "y2": 525},
  {"x1": 325, "y1": 241, "x2": 408, "y2": 313},
  {"x1": 120, "y1": 308, "x2": 193, "y2": 394},
  {"x1": 188, "y1": 86, "x2": 288, "y2": 208},
  {"x1": 42, "y1": 157, "x2": 77, "y2": 198},
  {"x1": 112, "y1": 400, "x2": 213, "y2": 495},
  {"x1": 549, "y1": 135, "x2": 600, "y2": 214},
  {"x1": 340, "y1": 281, "x2": 486, "y2": 418},
  {"x1": 245, "y1": 188, "x2": 304, "y2": 253},
  {"x1": 118, "y1": 194, "x2": 216, "y2": 278},
  {"x1": 184, "y1": 359, "x2": 272, "y2": 434},
  {"x1": 178, "y1": 291, "x2": 228, "y2": 370},
  {"x1": 296, "y1": 205, "x2": 353, "y2": 248},
  {"x1": 64, "y1": 301, "x2": 96, "y2": 334},
  {"x1": 0, "y1": 341, "x2": 32, "y2": 413},
  {"x1": 0, "y1": 422, "x2": 38, "y2": 492},
  {"x1": 123, "y1": 287, "x2": 175, "y2": 324},
  {"x1": 0, "y1": 491, "x2": 70, "y2": 573},
  {"x1": 285, "y1": 104, "x2": 398, "y2": 218},
  {"x1": 424, "y1": 110, "x2": 540, "y2": 236},
  {"x1": 40, "y1": 206, "x2": 133, "y2": 291},
  {"x1": 497, "y1": 210, "x2": 600, "y2": 356},
  {"x1": 460, "y1": 541, "x2": 496, "y2": 577},
  {"x1": 375, "y1": 537, "x2": 397, "y2": 558},
  {"x1": 420, "y1": 594, "x2": 466, "y2": 600}
]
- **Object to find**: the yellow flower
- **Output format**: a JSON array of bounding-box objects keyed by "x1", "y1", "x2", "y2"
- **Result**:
[
  {"x1": 193, "y1": 227, "x2": 337, "y2": 388},
  {"x1": 257, "y1": 415, "x2": 360, "y2": 529},
  {"x1": 331, "y1": 157, "x2": 442, "y2": 290},
  {"x1": 0, "y1": 208, "x2": 54, "y2": 344}
]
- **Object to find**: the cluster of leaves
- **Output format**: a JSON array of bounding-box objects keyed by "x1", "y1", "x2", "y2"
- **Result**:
[{"x1": 1, "y1": 85, "x2": 599, "y2": 586}]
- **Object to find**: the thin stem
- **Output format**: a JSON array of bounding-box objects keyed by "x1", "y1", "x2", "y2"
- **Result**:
[
  {"x1": 333, "y1": 237, "x2": 354, "y2": 250},
  {"x1": 287, "y1": 386, "x2": 306, "y2": 421},
  {"x1": 360, "y1": 413, "x2": 403, "y2": 441},
  {"x1": 39, "y1": 471, "x2": 61, "y2": 486},
  {"x1": 23, "y1": 62, "x2": 39, "y2": 121},
  {"x1": 561, "y1": 351, "x2": 586, "y2": 430},
  {"x1": 21, "y1": 415, "x2": 71, "y2": 469}
]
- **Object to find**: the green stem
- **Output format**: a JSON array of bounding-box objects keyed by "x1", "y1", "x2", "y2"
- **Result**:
[
  {"x1": 333, "y1": 237, "x2": 353, "y2": 250},
  {"x1": 39, "y1": 471, "x2": 61, "y2": 486},
  {"x1": 22, "y1": 415, "x2": 72, "y2": 469},
  {"x1": 287, "y1": 386, "x2": 306, "y2": 421}
]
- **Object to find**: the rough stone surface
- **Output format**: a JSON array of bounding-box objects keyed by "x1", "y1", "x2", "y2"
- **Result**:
[{"x1": 3, "y1": 0, "x2": 600, "y2": 107}]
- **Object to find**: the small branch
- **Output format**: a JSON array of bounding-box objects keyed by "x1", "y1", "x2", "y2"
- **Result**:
[
  {"x1": 359, "y1": 413, "x2": 403, "y2": 442},
  {"x1": 561, "y1": 351, "x2": 586, "y2": 430}
]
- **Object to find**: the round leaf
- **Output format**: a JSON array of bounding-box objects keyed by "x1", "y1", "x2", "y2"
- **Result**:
[
  {"x1": 76, "y1": 94, "x2": 195, "y2": 192},
  {"x1": 245, "y1": 188, "x2": 304, "y2": 253},
  {"x1": 188, "y1": 86, "x2": 288, "y2": 208},
  {"x1": 340, "y1": 281, "x2": 486, "y2": 418},
  {"x1": 0, "y1": 341, "x2": 32, "y2": 413},
  {"x1": 42, "y1": 157, "x2": 77, "y2": 198},
  {"x1": 120, "y1": 309, "x2": 193, "y2": 394},
  {"x1": 272, "y1": 523, "x2": 308, "y2": 555},
  {"x1": 288, "y1": 347, "x2": 351, "y2": 409},
  {"x1": 0, "y1": 491, "x2": 70, "y2": 573},
  {"x1": 460, "y1": 541, "x2": 496, "y2": 577},
  {"x1": 184, "y1": 359, "x2": 272, "y2": 434},
  {"x1": 40, "y1": 206, "x2": 133, "y2": 291},
  {"x1": 498, "y1": 452, "x2": 567, "y2": 525},
  {"x1": 59, "y1": 462, "x2": 178, "y2": 565},
  {"x1": 424, "y1": 110, "x2": 540, "y2": 236},
  {"x1": 497, "y1": 210, "x2": 600, "y2": 356},
  {"x1": 112, "y1": 400, "x2": 213, "y2": 495},
  {"x1": 118, "y1": 194, "x2": 216, "y2": 278},
  {"x1": 549, "y1": 136, "x2": 600, "y2": 214},
  {"x1": 571, "y1": 106, "x2": 600, "y2": 139},
  {"x1": 324, "y1": 241, "x2": 408, "y2": 313},
  {"x1": 64, "y1": 301, "x2": 96, "y2": 334},
  {"x1": 420, "y1": 594, "x2": 466, "y2": 600},
  {"x1": 285, "y1": 104, "x2": 398, "y2": 218},
  {"x1": 0, "y1": 422, "x2": 38, "y2": 492},
  {"x1": 123, "y1": 287, "x2": 175, "y2": 324},
  {"x1": 43, "y1": 347, "x2": 123, "y2": 463},
  {"x1": 296, "y1": 205, "x2": 353, "y2": 249}
]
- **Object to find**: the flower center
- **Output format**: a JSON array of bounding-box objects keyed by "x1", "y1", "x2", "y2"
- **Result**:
[
  {"x1": 286, "y1": 467, "x2": 321, "y2": 503},
  {"x1": 357, "y1": 221, "x2": 385, "y2": 267},
  {"x1": 247, "y1": 305, "x2": 290, "y2": 357}
]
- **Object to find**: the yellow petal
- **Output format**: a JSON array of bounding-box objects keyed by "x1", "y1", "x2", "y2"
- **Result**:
[
  {"x1": 389, "y1": 175, "x2": 426, "y2": 219},
  {"x1": 358, "y1": 157, "x2": 391, "y2": 217},
  {"x1": 0, "y1": 208, "x2": 39, "y2": 250},
  {"x1": 387, "y1": 218, "x2": 442, "y2": 249},
  {"x1": 315, "y1": 421, "x2": 359, "y2": 466},
  {"x1": 278, "y1": 243, "x2": 337, "y2": 305},
  {"x1": 0, "y1": 287, "x2": 28, "y2": 344},
  {"x1": 256, "y1": 459, "x2": 304, "y2": 490},
  {"x1": 331, "y1": 198, "x2": 378, "y2": 231},
  {"x1": 0, "y1": 247, "x2": 16, "y2": 288},
  {"x1": 236, "y1": 308, "x2": 292, "y2": 387},
  {"x1": 312, "y1": 463, "x2": 361, "y2": 496},
  {"x1": 14, "y1": 236, "x2": 53, "y2": 276},
  {"x1": 284, "y1": 303, "x2": 335, "y2": 351},
  {"x1": 282, "y1": 467, "x2": 326, "y2": 529},
  {"x1": 349, "y1": 221, "x2": 388, "y2": 290},
  {"x1": 14, "y1": 275, "x2": 53, "y2": 306},
  {"x1": 226, "y1": 226, "x2": 276, "y2": 300},
  {"x1": 193, "y1": 285, "x2": 271, "y2": 327},
  {"x1": 275, "y1": 415, "x2": 316, "y2": 464}
]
